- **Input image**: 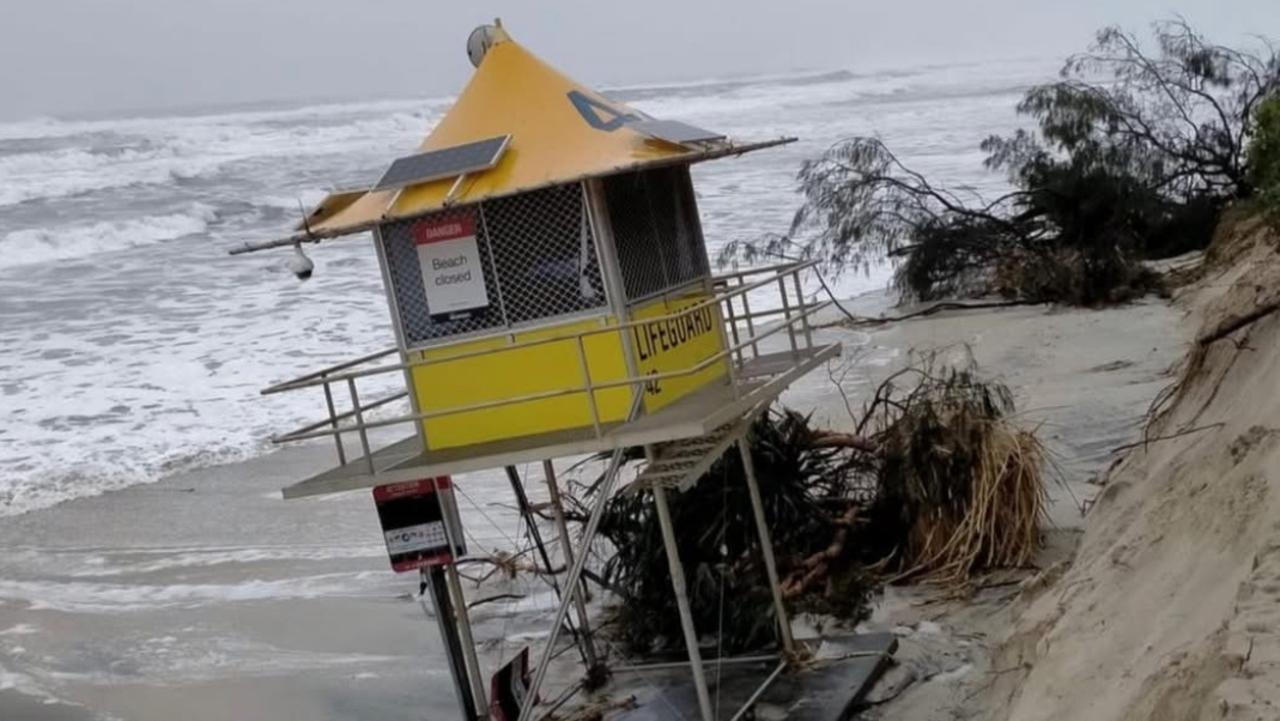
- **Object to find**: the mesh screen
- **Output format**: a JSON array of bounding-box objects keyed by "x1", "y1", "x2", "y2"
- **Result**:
[
  {"x1": 483, "y1": 184, "x2": 606, "y2": 325},
  {"x1": 381, "y1": 184, "x2": 607, "y2": 349},
  {"x1": 603, "y1": 166, "x2": 710, "y2": 302}
]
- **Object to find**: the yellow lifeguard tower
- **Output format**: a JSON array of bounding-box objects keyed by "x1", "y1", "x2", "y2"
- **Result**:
[{"x1": 233, "y1": 22, "x2": 853, "y2": 721}]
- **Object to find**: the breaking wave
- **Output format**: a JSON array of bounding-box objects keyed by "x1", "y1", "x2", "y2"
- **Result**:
[{"x1": 0, "y1": 204, "x2": 217, "y2": 269}]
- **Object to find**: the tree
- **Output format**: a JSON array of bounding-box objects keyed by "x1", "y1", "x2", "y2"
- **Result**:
[
  {"x1": 993, "y1": 20, "x2": 1278, "y2": 200},
  {"x1": 1249, "y1": 93, "x2": 1280, "y2": 224},
  {"x1": 727, "y1": 20, "x2": 1279, "y2": 304}
]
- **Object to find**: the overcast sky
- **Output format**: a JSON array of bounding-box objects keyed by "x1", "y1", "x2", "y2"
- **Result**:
[{"x1": 1, "y1": 0, "x2": 1277, "y2": 120}]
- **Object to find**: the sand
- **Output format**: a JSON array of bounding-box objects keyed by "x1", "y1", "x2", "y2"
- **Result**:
[
  {"x1": 981, "y1": 217, "x2": 1280, "y2": 721},
  {"x1": 0, "y1": 265, "x2": 1200, "y2": 720},
  {"x1": 865, "y1": 217, "x2": 1280, "y2": 721}
]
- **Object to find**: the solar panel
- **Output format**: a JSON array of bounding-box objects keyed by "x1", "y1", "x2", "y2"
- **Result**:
[
  {"x1": 630, "y1": 119, "x2": 725, "y2": 145},
  {"x1": 374, "y1": 135, "x2": 511, "y2": 191}
]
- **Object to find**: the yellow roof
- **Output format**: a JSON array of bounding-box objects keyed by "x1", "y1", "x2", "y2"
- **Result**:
[
  {"x1": 306, "y1": 29, "x2": 713, "y2": 238},
  {"x1": 224, "y1": 26, "x2": 795, "y2": 257}
]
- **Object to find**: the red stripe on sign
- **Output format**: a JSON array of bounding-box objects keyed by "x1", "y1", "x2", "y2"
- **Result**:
[
  {"x1": 412, "y1": 215, "x2": 476, "y2": 245},
  {"x1": 372, "y1": 477, "x2": 451, "y2": 502}
]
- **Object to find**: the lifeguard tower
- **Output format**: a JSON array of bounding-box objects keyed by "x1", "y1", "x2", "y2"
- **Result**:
[{"x1": 232, "y1": 22, "x2": 884, "y2": 721}]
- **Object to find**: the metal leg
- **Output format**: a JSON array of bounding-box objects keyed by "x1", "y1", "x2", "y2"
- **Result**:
[
  {"x1": 423, "y1": 567, "x2": 478, "y2": 721},
  {"x1": 346, "y1": 377, "x2": 375, "y2": 475},
  {"x1": 321, "y1": 378, "x2": 347, "y2": 466},
  {"x1": 506, "y1": 465, "x2": 595, "y2": 670},
  {"x1": 740, "y1": 283, "x2": 760, "y2": 360},
  {"x1": 778, "y1": 277, "x2": 798, "y2": 354},
  {"x1": 652, "y1": 485, "x2": 716, "y2": 721},
  {"x1": 792, "y1": 271, "x2": 814, "y2": 350},
  {"x1": 446, "y1": 563, "x2": 491, "y2": 719},
  {"x1": 736, "y1": 438, "x2": 796, "y2": 654},
  {"x1": 432, "y1": 479, "x2": 489, "y2": 719},
  {"x1": 542, "y1": 460, "x2": 601, "y2": 670},
  {"x1": 712, "y1": 301, "x2": 741, "y2": 400},
  {"x1": 517, "y1": 444, "x2": 628, "y2": 721},
  {"x1": 519, "y1": 394, "x2": 646, "y2": 721},
  {"x1": 727, "y1": 661, "x2": 787, "y2": 721}
]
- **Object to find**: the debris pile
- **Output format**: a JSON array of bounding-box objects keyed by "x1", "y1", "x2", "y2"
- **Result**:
[{"x1": 590, "y1": 352, "x2": 1048, "y2": 653}]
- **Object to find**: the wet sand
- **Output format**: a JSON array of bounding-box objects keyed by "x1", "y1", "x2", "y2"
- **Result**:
[
  {"x1": 820, "y1": 292, "x2": 1187, "y2": 530},
  {"x1": 0, "y1": 291, "x2": 1189, "y2": 721}
]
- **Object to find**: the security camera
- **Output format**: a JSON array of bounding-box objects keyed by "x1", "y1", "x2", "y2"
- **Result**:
[{"x1": 288, "y1": 243, "x2": 315, "y2": 281}]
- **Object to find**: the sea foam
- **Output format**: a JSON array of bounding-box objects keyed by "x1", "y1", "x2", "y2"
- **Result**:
[
  {"x1": 0, "y1": 58, "x2": 1051, "y2": 517},
  {"x1": 0, "y1": 204, "x2": 217, "y2": 269}
]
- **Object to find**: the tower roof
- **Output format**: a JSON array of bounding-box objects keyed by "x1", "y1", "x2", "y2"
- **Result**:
[{"x1": 282, "y1": 26, "x2": 791, "y2": 245}]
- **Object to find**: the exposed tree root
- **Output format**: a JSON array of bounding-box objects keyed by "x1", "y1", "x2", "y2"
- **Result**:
[{"x1": 1196, "y1": 300, "x2": 1280, "y2": 346}]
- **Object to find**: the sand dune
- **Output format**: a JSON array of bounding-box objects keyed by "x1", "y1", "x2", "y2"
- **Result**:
[{"x1": 980, "y1": 214, "x2": 1280, "y2": 720}]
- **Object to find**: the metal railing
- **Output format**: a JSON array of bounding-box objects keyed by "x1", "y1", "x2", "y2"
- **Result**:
[{"x1": 260, "y1": 261, "x2": 828, "y2": 474}]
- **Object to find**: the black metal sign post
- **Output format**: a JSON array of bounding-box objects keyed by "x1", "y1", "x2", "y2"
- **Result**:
[
  {"x1": 374, "y1": 478, "x2": 483, "y2": 721},
  {"x1": 422, "y1": 566, "x2": 478, "y2": 721}
]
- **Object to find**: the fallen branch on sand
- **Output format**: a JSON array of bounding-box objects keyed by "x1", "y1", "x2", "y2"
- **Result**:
[
  {"x1": 818, "y1": 299, "x2": 1045, "y2": 329},
  {"x1": 1110, "y1": 423, "x2": 1224, "y2": 454}
]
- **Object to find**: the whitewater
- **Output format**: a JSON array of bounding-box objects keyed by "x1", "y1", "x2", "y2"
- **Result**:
[{"x1": 0, "y1": 57, "x2": 1055, "y2": 516}]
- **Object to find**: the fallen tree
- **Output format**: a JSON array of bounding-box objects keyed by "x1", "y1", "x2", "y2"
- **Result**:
[{"x1": 590, "y1": 352, "x2": 1047, "y2": 654}]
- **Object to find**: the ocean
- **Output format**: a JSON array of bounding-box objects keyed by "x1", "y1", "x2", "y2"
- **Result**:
[{"x1": 0, "y1": 57, "x2": 1054, "y2": 517}]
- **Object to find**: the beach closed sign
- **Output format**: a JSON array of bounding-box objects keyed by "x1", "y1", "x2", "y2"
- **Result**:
[{"x1": 413, "y1": 213, "x2": 490, "y2": 319}]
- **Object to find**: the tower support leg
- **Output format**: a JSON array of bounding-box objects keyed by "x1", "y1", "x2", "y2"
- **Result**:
[
  {"x1": 446, "y1": 563, "x2": 490, "y2": 719},
  {"x1": 541, "y1": 460, "x2": 602, "y2": 671},
  {"x1": 423, "y1": 567, "x2": 480, "y2": 721},
  {"x1": 432, "y1": 478, "x2": 489, "y2": 719},
  {"x1": 652, "y1": 485, "x2": 716, "y2": 721},
  {"x1": 517, "y1": 441, "x2": 631, "y2": 721},
  {"x1": 736, "y1": 437, "x2": 796, "y2": 654}
]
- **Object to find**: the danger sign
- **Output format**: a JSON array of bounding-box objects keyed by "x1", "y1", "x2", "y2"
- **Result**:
[
  {"x1": 413, "y1": 213, "x2": 490, "y2": 319},
  {"x1": 372, "y1": 478, "x2": 465, "y2": 572}
]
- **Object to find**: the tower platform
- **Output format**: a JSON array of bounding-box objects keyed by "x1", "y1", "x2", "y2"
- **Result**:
[{"x1": 282, "y1": 343, "x2": 838, "y2": 499}]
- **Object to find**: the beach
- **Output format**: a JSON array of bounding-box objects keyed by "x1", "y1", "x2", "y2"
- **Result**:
[
  {"x1": 0, "y1": 284, "x2": 1191, "y2": 720},
  {"x1": 4, "y1": 44, "x2": 1256, "y2": 721}
]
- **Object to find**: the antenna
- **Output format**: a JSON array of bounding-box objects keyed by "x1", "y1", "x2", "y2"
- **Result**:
[{"x1": 296, "y1": 198, "x2": 313, "y2": 238}]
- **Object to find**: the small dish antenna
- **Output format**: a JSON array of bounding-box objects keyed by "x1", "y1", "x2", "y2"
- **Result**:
[{"x1": 467, "y1": 23, "x2": 500, "y2": 68}]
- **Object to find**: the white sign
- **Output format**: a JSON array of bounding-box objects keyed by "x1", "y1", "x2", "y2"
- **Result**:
[
  {"x1": 413, "y1": 213, "x2": 490, "y2": 317},
  {"x1": 383, "y1": 521, "x2": 448, "y2": 555}
]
